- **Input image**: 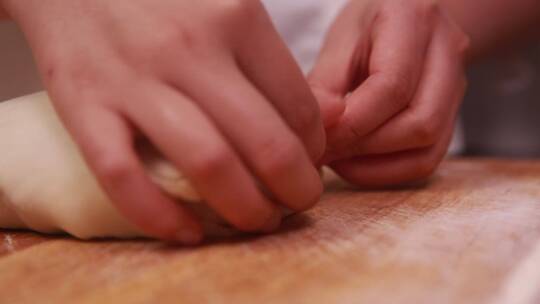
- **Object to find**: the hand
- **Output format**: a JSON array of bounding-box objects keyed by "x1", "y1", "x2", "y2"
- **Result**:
[
  {"x1": 4, "y1": 0, "x2": 325, "y2": 243},
  {"x1": 309, "y1": 0, "x2": 469, "y2": 187}
]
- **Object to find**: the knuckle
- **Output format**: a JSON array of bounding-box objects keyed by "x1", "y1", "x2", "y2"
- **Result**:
[
  {"x1": 420, "y1": 1, "x2": 440, "y2": 28},
  {"x1": 257, "y1": 137, "x2": 303, "y2": 177},
  {"x1": 455, "y1": 33, "x2": 471, "y2": 58},
  {"x1": 190, "y1": 146, "x2": 233, "y2": 180},
  {"x1": 143, "y1": 26, "x2": 201, "y2": 60},
  {"x1": 93, "y1": 155, "x2": 134, "y2": 185},
  {"x1": 127, "y1": 25, "x2": 214, "y2": 68},
  {"x1": 213, "y1": 0, "x2": 260, "y2": 23},
  {"x1": 409, "y1": 115, "x2": 440, "y2": 145},
  {"x1": 342, "y1": 114, "x2": 368, "y2": 139},
  {"x1": 48, "y1": 60, "x2": 101, "y2": 93},
  {"x1": 443, "y1": 21, "x2": 471, "y2": 60},
  {"x1": 395, "y1": 0, "x2": 439, "y2": 21},
  {"x1": 158, "y1": 26, "x2": 197, "y2": 50},
  {"x1": 417, "y1": 0, "x2": 439, "y2": 18},
  {"x1": 380, "y1": 73, "x2": 414, "y2": 107}
]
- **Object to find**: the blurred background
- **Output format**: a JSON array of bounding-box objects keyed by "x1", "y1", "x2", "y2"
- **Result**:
[
  {"x1": 0, "y1": 22, "x2": 42, "y2": 102},
  {"x1": 462, "y1": 41, "x2": 540, "y2": 158},
  {"x1": 1, "y1": 1, "x2": 539, "y2": 158}
]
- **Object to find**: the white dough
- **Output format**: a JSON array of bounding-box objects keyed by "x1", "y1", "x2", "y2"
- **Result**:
[{"x1": 0, "y1": 92, "x2": 237, "y2": 239}]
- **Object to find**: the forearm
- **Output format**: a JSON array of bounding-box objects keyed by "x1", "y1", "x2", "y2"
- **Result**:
[{"x1": 441, "y1": 0, "x2": 540, "y2": 62}]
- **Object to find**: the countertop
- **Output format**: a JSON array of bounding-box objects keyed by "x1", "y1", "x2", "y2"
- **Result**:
[{"x1": 1, "y1": 159, "x2": 540, "y2": 304}]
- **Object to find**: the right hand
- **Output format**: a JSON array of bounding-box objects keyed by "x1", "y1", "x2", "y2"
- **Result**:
[
  {"x1": 309, "y1": 0, "x2": 468, "y2": 187},
  {"x1": 3, "y1": 0, "x2": 325, "y2": 243}
]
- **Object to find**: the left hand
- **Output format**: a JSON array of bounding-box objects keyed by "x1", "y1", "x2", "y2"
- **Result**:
[{"x1": 309, "y1": 0, "x2": 469, "y2": 187}]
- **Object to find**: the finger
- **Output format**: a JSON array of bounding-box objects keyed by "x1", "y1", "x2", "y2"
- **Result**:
[
  {"x1": 170, "y1": 62, "x2": 323, "y2": 212},
  {"x1": 126, "y1": 83, "x2": 281, "y2": 232},
  {"x1": 324, "y1": 4, "x2": 435, "y2": 156},
  {"x1": 330, "y1": 115, "x2": 455, "y2": 187},
  {"x1": 307, "y1": 4, "x2": 363, "y2": 127},
  {"x1": 61, "y1": 103, "x2": 203, "y2": 243},
  {"x1": 334, "y1": 21, "x2": 467, "y2": 157},
  {"x1": 235, "y1": 12, "x2": 326, "y2": 162}
]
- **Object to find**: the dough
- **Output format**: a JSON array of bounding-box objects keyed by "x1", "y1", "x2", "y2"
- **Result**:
[{"x1": 0, "y1": 92, "x2": 239, "y2": 239}]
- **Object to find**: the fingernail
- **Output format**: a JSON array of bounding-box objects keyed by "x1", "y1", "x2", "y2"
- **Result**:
[
  {"x1": 175, "y1": 230, "x2": 203, "y2": 245},
  {"x1": 261, "y1": 209, "x2": 282, "y2": 233}
]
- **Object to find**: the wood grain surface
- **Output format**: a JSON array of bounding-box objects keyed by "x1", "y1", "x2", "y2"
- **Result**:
[{"x1": 1, "y1": 159, "x2": 540, "y2": 304}]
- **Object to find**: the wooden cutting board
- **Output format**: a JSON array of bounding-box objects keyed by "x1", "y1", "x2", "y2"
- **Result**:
[{"x1": 1, "y1": 159, "x2": 540, "y2": 304}]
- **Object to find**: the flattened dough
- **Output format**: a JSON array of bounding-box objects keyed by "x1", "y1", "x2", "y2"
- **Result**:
[{"x1": 0, "y1": 92, "x2": 239, "y2": 239}]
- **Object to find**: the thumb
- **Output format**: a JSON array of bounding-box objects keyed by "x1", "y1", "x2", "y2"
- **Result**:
[
  {"x1": 307, "y1": 9, "x2": 365, "y2": 128},
  {"x1": 310, "y1": 84, "x2": 345, "y2": 128}
]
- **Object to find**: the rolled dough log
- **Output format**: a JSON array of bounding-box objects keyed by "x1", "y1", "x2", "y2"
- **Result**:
[{"x1": 0, "y1": 92, "x2": 241, "y2": 239}]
